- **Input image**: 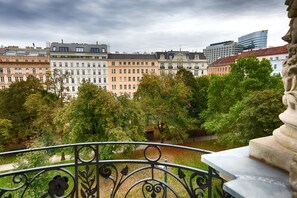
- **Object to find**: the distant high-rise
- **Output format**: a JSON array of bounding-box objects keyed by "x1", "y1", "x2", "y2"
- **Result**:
[
  {"x1": 238, "y1": 30, "x2": 268, "y2": 50},
  {"x1": 203, "y1": 41, "x2": 243, "y2": 64}
]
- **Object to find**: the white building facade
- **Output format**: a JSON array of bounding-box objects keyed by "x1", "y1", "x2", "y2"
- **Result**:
[
  {"x1": 50, "y1": 42, "x2": 109, "y2": 97},
  {"x1": 156, "y1": 51, "x2": 208, "y2": 77}
]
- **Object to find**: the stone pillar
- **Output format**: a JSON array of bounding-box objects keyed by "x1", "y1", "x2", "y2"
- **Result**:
[{"x1": 249, "y1": 0, "x2": 297, "y2": 195}]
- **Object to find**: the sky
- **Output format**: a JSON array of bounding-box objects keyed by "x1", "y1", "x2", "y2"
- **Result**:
[{"x1": 0, "y1": 0, "x2": 289, "y2": 53}]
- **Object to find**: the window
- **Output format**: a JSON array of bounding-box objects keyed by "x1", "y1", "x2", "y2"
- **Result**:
[
  {"x1": 39, "y1": 68, "x2": 43, "y2": 73},
  {"x1": 65, "y1": 62, "x2": 68, "y2": 67},
  {"x1": 145, "y1": 62, "x2": 148, "y2": 65},
  {"x1": 8, "y1": 77, "x2": 11, "y2": 82},
  {"x1": 146, "y1": 69, "x2": 148, "y2": 73},
  {"x1": 15, "y1": 77, "x2": 19, "y2": 82},
  {"x1": 128, "y1": 69, "x2": 131, "y2": 74},
  {"x1": 52, "y1": 46, "x2": 57, "y2": 51},
  {"x1": 112, "y1": 69, "x2": 116, "y2": 74},
  {"x1": 112, "y1": 77, "x2": 116, "y2": 82},
  {"x1": 91, "y1": 48, "x2": 100, "y2": 53},
  {"x1": 112, "y1": 62, "x2": 115, "y2": 66},
  {"x1": 274, "y1": 64, "x2": 277, "y2": 69},
  {"x1": 133, "y1": 77, "x2": 135, "y2": 81},
  {"x1": 119, "y1": 77, "x2": 122, "y2": 82},
  {"x1": 72, "y1": 86, "x2": 75, "y2": 92},
  {"x1": 128, "y1": 84, "x2": 131, "y2": 89},
  {"x1": 128, "y1": 77, "x2": 131, "y2": 81},
  {"x1": 152, "y1": 62, "x2": 155, "y2": 66},
  {"x1": 124, "y1": 77, "x2": 127, "y2": 82},
  {"x1": 151, "y1": 69, "x2": 155, "y2": 73},
  {"x1": 33, "y1": 68, "x2": 36, "y2": 74},
  {"x1": 53, "y1": 62, "x2": 57, "y2": 67},
  {"x1": 82, "y1": 69, "x2": 85, "y2": 75},
  {"x1": 141, "y1": 69, "x2": 144, "y2": 73},
  {"x1": 132, "y1": 69, "x2": 135, "y2": 73},
  {"x1": 124, "y1": 85, "x2": 127, "y2": 89},
  {"x1": 77, "y1": 70, "x2": 80, "y2": 75},
  {"x1": 112, "y1": 85, "x2": 116, "y2": 90},
  {"x1": 124, "y1": 69, "x2": 126, "y2": 74},
  {"x1": 59, "y1": 62, "x2": 62, "y2": 67},
  {"x1": 119, "y1": 69, "x2": 122, "y2": 74},
  {"x1": 40, "y1": 77, "x2": 43, "y2": 82},
  {"x1": 93, "y1": 78, "x2": 96, "y2": 83},
  {"x1": 276, "y1": 57, "x2": 279, "y2": 60},
  {"x1": 120, "y1": 85, "x2": 122, "y2": 90},
  {"x1": 75, "y1": 47, "x2": 84, "y2": 52},
  {"x1": 76, "y1": 63, "x2": 79, "y2": 67},
  {"x1": 7, "y1": 68, "x2": 10, "y2": 74},
  {"x1": 87, "y1": 63, "x2": 90, "y2": 67},
  {"x1": 93, "y1": 69, "x2": 96, "y2": 75},
  {"x1": 104, "y1": 78, "x2": 106, "y2": 83},
  {"x1": 59, "y1": 47, "x2": 69, "y2": 52},
  {"x1": 0, "y1": 77, "x2": 4, "y2": 82},
  {"x1": 82, "y1": 63, "x2": 85, "y2": 67},
  {"x1": 137, "y1": 69, "x2": 140, "y2": 73},
  {"x1": 72, "y1": 78, "x2": 74, "y2": 83}
]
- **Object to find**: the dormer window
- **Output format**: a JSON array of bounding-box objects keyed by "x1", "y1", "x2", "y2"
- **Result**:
[{"x1": 76, "y1": 47, "x2": 84, "y2": 52}]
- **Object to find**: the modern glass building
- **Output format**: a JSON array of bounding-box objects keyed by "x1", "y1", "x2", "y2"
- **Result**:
[{"x1": 238, "y1": 30, "x2": 268, "y2": 50}]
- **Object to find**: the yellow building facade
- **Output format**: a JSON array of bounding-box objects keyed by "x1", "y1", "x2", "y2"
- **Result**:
[
  {"x1": 107, "y1": 54, "x2": 158, "y2": 97},
  {"x1": 0, "y1": 55, "x2": 50, "y2": 89}
]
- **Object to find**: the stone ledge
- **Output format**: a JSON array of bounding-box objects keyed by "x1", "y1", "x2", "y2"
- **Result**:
[{"x1": 202, "y1": 147, "x2": 292, "y2": 198}]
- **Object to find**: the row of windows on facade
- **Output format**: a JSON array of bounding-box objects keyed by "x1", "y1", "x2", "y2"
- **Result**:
[
  {"x1": 60, "y1": 69, "x2": 107, "y2": 76},
  {"x1": 53, "y1": 62, "x2": 106, "y2": 68},
  {"x1": 50, "y1": 55, "x2": 107, "y2": 60},
  {"x1": 111, "y1": 61, "x2": 155, "y2": 66},
  {"x1": 0, "y1": 67, "x2": 47, "y2": 74},
  {"x1": 0, "y1": 59, "x2": 48, "y2": 62},
  {"x1": 65, "y1": 77, "x2": 107, "y2": 84},
  {"x1": 159, "y1": 65, "x2": 201, "y2": 70},
  {"x1": 209, "y1": 67, "x2": 231, "y2": 72},
  {"x1": 52, "y1": 47, "x2": 105, "y2": 53},
  {"x1": 69, "y1": 85, "x2": 107, "y2": 92},
  {"x1": 0, "y1": 76, "x2": 47, "y2": 83},
  {"x1": 111, "y1": 76, "x2": 143, "y2": 82},
  {"x1": 112, "y1": 84, "x2": 138, "y2": 90},
  {"x1": 111, "y1": 68, "x2": 155, "y2": 74},
  {"x1": 160, "y1": 69, "x2": 204, "y2": 76}
]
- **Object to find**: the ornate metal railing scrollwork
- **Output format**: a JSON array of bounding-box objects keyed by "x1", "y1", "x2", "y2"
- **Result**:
[{"x1": 0, "y1": 142, "x2": 229, "y2": 197}]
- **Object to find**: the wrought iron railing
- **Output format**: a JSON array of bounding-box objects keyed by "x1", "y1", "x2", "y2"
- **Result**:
[{"x1": 0, "y1": 142, "x2": 229, "y2": 198}]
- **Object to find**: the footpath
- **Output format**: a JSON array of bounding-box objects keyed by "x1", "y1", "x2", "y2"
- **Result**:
[{"x1": 0, "y1": 135, "x2": 216, "y2": 172}]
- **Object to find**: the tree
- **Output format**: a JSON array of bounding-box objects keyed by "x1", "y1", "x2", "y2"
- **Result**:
[
  {"x1": 57, "y1": 82, "x2": 144, "y2": 144},
  {"x1": 202, "y1": 56, "x2": 284, "y2": 147},
  {"x1": 24, "y1": 92, "x2": 59, "y2": 146},
  {"x1": 203, "y1": 89, "x2": 284, "y2": 147},
  {"x1": 0, "y1": 75, "x2": 43, "y2": 142},
  {"x1": 0, "y1": 119, "x2": 12, "y2": 150},
  {"x1": 45, "y1": 69, "x2": 71, "y2": 106},
  {"x1": 134, "y1": 73, "x2": 195, "y2": 143}
]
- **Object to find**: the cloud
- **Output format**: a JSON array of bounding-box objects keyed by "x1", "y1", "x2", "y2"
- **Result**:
[{"x1": 0, "y1": 0, "x2": 289, "y2": 52}]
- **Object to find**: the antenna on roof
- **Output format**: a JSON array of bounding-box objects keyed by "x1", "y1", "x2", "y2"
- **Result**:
[{"x1": 61, "y1": 39, "x2": 64, "y2": 44}]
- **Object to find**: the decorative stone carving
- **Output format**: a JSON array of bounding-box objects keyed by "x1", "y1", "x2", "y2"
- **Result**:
[{"x1": 249, "y1": 1, "x2": 297, "y2": 196}]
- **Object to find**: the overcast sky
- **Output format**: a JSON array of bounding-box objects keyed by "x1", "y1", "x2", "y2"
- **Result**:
[{"x1": 0, "y1": 0, "x2": 289, "y2": 53}]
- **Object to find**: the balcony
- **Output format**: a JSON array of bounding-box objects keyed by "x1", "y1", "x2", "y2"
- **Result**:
[{"x1": 0, "y1": 142, "x2": 229, "y2": 198}]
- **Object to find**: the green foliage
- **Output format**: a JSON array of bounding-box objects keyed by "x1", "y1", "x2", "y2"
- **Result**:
[
  {"x1": 134, "y1": 73, "x2": 195, "y2": 143},
  {"x1": 58, "y1": 82, "x2": 144, "y2": 145},
  {"x1": 0, "y1": 119, "x2": 12, "y2": 151},
  {"x1": 203, "y1": 56, "x2": 284, "y2": 147},
  {"x1": 0, "y1": 75, "x2": 43, "y2": 143}
]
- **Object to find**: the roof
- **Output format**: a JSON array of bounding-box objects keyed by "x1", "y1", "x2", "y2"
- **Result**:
[
  {"x1": 209, "y1": 45, "x2": 288, "y2": 67},
  {"x1": 239, "y1": 45, "x2": 287, "y2": 57},
  {"x1": 209, "y1": 55, "x2": 238, "y2": 67},
  {"x1": 108, "y1": 53, "x2": 157, "y2": 60}
]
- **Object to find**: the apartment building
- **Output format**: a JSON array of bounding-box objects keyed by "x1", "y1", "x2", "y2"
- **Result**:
[
  {"x1": 203, "y1": 41, "x2": 243, "y2": 64},
  {"x1": 155, "y1": 50, "x2": 208, "y2": 76},
  {"x1": 107, "y1": 53, "x2": 158, "y2": 97},
  {"x1": 50, "y1": 42, "x2": 109, "y2": 97},
  {"x1": 0, "y1": 46, "x2": 49, "y2": 89},
  {"x1": 208, "y1": 45, "x2": 288, "y2": 76}
]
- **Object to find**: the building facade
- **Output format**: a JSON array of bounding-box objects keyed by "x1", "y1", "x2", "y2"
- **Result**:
[
  {"x1": 207, "y1": 45, "x2": 288, "y2": 76},
  {"x1": 156, "y1": 50, "x2": 208, "y2": 76},
  {"x1": 238, "y1": 30, "x2": 268, "y2": 50},
  {"x1": 107, "y1": 53, "x2": 158, "y2": 97},
  {"x1": 49, "y1": 42, "x2": 109, "y2": 97},
  {"x1": 0, "y1": 46, "x2": 49, "y2": 89},
  {"x1": 203, "y1": 41, "x2": 243, "y2": 64}
]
